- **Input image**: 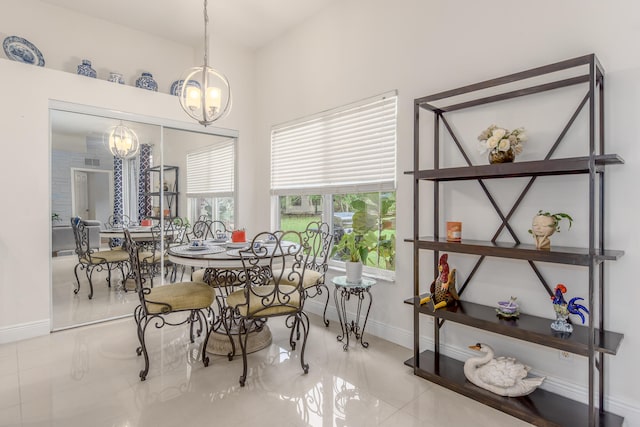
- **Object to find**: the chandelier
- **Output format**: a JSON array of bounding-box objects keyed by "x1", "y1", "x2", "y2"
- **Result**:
[
  {"x1": 105, "y1": 123, "x2": 139, "y2": 159},
  {"x1": 178, "y1": 0, "x2": 231, "y2": 126}
]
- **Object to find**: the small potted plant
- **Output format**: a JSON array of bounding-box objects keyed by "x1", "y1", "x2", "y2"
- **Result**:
[
  {"x1": 528, "y1": 210, "x2": 573, "y2": 249},
  {"x1": 331, "y1": 231, "x2": 377, "y2": 283}
]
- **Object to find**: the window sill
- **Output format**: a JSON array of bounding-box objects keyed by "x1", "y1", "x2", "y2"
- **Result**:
[{"x1": 327, "y1": 264, "x2": 395, "y2": 284}]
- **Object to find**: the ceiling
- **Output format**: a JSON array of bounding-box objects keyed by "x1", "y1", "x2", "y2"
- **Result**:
[{"x1": 40, "y1": 0, "x2": 340, "y2": 50}]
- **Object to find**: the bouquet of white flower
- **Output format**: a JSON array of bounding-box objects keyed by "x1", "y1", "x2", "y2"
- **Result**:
[{"x1": 478, "y1": 125, "x2": 527, "y2": 163}]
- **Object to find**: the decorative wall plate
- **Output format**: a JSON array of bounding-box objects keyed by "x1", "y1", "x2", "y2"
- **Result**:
[{"x1": 3, "y1": 36, "x2": 45, "y2": 66}]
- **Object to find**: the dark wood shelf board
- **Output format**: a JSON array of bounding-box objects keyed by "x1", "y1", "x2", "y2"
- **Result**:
[
  {"x1": 403, "y1": 298, "x2": 622, "y2": 356},
  {"x1": 404, "y1": 155, "x2": 623, "y2": 181},
  {"x1": 404, "y1": 237, "x2": 624, "y2": 266},
  {"x1": 404, "y1": 351, "x2": 624, "y2": 427}
]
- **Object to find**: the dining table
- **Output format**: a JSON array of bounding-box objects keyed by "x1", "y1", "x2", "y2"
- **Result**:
[{"x1": 168, "y1": 239, "x2": 299, "y2": 357}]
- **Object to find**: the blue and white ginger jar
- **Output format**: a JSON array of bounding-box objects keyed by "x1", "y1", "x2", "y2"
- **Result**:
[
  {"x1": 135, "y1": 72, "x2": 158, "y2": 91},
  {"x1": 77, "y1": 59, "x2": 96, "y2": 78}
]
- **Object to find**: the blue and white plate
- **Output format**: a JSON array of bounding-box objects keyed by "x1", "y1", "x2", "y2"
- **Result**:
[
  {"x1": 3, "y1": 36, "x2": 44, "y2": 66},
  {"x1": 170, "y1": 79, "x2": 201, "y2": 96}
]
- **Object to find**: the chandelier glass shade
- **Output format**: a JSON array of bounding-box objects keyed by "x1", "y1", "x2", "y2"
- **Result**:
[
  {"x1": 178, "y1": 0, "x2": 231, "y2": 126},
  {"x1": 105, "y1": 124, "x2": 139, "y2": 159}
]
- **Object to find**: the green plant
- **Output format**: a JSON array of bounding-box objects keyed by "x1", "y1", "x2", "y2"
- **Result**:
[
  {"x1": 51, "y1": 213, "x2": 61, "y2": 223},
  {"x1": 528, "y1": 210, "x2": 573, "y2": 234},
  {"x1": 331, "y1": 231, "x2": 377, "y2": 263}
]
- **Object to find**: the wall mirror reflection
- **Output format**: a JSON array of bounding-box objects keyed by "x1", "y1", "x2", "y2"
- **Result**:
[{"x1": 50, "y1": 107, "x2": 238, "y2": 331}]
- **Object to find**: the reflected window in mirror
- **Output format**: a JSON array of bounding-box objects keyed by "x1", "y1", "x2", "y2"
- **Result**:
[{"x1": 186, "y1": 138, "x2": 236, "y2": 228}]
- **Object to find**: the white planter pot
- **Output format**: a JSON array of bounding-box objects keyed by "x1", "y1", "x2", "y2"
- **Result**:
[{"x1": 345, "y1": 261, "x2": 363, "y2": 283}]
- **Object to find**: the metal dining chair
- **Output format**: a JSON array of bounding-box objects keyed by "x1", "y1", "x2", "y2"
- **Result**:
[
  {"x1": 70, "y1": 217, "x2": 129, "y2": 299},
  {"x1": 225, "y1": 231, "x2": 310, "y2": 386},
  {"x1": 123, "y1": 229, "x2": 216, "y2": 381}
]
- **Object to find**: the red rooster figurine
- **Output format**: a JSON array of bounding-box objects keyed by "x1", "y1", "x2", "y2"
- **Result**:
[{"x1": 420, "y1": 253, "x2": 459, "y2": 310}]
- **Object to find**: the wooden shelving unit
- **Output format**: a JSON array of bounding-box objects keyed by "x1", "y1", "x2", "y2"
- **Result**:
[{"x1": 407, "y1": 54, "x2": 624, "y2": 426}]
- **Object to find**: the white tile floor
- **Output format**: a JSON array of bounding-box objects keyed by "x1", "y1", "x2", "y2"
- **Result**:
[
  {"x1": 1, "y1": 311, "x2": 534, "y2": 426},
  {"x1": 51, "y1": 254, "x2": 139, "y2": 330},
  {"x1": 41, "y1": 254, "x2": 533, "y2": 426}
]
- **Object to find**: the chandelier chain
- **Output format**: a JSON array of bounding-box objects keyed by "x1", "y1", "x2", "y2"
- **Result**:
[{"x1": 203, "y1": 0, "x2": 209, "y2": 69}]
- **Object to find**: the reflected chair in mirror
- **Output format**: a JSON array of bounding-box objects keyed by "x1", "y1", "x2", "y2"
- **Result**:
[
  {"x1": 105, "y1": 214, "x2": 132, "y2": 249},
  {"x1": 123, "y1": 229, "x2": 216, "y2": 381},
  {"x1": 226, "y1": 231, "x2": 310, "y2": 386},
  {"x1": 70, "y1": 217, "x2": 130, "y2": 299},
  {"x1": 189, "y1": 219, "x2": 228, "y2": 241},
  {"x1": 189, "y1": 219, "x2": 229, "y2": 282},
  {"x1": 165, "y1": 218, "x2": 189, "y2": 282}
]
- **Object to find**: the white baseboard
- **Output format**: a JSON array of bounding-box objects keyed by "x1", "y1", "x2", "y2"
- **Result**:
[
  {"x1": 304, "y1": 299, "x2": 640, "y2": 426},
  {"x1": 0, "y1": 319, "x2": 50, "y2": 344}
]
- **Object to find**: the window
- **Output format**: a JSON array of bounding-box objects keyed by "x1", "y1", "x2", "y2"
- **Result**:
[
  {"x1": 186, "y1": 138, "x2": 236, "y2": 228},
  {"x1": 271, "y1": 92, "x2": 397, "y2": 277}
]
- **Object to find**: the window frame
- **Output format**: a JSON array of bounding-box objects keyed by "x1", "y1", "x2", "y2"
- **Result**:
[{"x1": 270, "y1": 92, "x2": 398, "y2": 281}]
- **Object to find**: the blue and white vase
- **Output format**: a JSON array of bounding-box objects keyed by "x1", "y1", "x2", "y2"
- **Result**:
[
  {"x1": 77, "y1": 59, "x2": 96, "y2": 78},
  {"x1": 135, "y1": 72, "x2": 158, "y2": 91},
  {"x1": 108, "y1": 72, "x2": 124, "y2": 84}
]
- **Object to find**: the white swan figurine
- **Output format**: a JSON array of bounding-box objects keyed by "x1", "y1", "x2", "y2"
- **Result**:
[{"x1": 463, "y1": 343, "x2": 545, "y2": 397}]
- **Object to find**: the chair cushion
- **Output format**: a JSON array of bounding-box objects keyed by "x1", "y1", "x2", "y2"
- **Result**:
[
  {"x1": 139, "y1": 251, "x2": 161, "y2": 264},
  {"x1": 227, "y1": 285, "x2": 300, "y2": 317},
  {"x1": 81, "y1": 249, "x2": 129, "y2": 264},
  {"x1": 145, "y1": 282, "x2": 215, "y2": 314},
  {"x1": 276, "y1": 267, "x2": 323, "y2": 289}
]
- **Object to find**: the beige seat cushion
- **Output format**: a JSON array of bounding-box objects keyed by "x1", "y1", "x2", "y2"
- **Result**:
[
  {"x1": 139, "y1": 251, "x2": 161, "y2": 264},
  {"x1": 276, "y1": 267, "x2": 323, "y2": 289},
  {"x1": 82, "y1": 249, "x2": 129, "y2": 264},
  {"x1": 227, "y1": 285, "x2": 300, "y2": 317},
  {"x1": 145, "y1": 282, "x2": 215, "y2": 314}
]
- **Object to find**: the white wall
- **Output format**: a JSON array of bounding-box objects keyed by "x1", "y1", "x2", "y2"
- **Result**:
[
  {"x1": 253, "y1": 0, "x2": 640, "y2": 422},
  {"x1": 2, "y1": 0, "x2": 639, "y2": 422},
  {"x1": 0, "y1": 1, "x2": 255, "y2": 337}
]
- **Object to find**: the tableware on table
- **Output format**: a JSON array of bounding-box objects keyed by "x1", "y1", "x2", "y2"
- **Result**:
[
  {"x1": 226, "y1": 242, "x2": 249, "y2": 249},
  {"x1": 187, "y1": 245, "x2": 209, "y2": 251},
  {"x1": 3, "y1": 36, "x2": 45, "y2": 66}
]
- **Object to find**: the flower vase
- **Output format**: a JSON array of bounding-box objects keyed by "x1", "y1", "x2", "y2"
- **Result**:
[
  {"x1": 551, "y1": 304, "x2": 573, "y2": 333},
  {"x1": 488, "y1": 148, "x2": 515, "y2": 164},
  {"x1": 77, "y1": 59, "x2": 96, "y2": 78}
]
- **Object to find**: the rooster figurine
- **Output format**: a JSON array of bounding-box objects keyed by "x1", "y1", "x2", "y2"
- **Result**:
[
  {"x1": 420, "y1": 253, "x2": 459, "y2": 311},
  {"x1": 550, "y1": 283, "x2": 589, "y2": 333}
]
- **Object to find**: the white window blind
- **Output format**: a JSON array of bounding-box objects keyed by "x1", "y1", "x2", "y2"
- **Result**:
[
  {"x1": 271, "y1": 92, "x2": 397, "y2": 195},
  {"x1": 186, "y1": 139, "x2": 235, "y2": 197}
]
